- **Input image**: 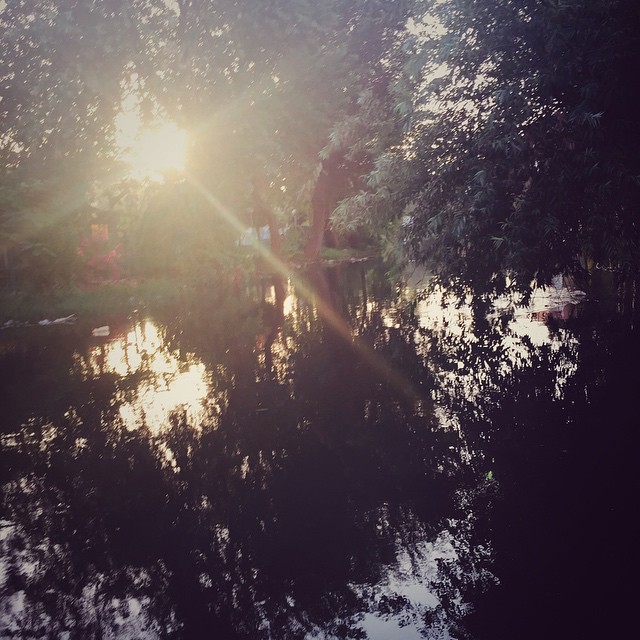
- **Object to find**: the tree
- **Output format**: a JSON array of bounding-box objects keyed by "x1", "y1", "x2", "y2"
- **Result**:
[
  {"x1": 0, "y1": 0, "x2": 162, "y2": 286},
  {"x1": 336, "y1": 0, "x2": 640, "y2": 295},
  {"x1": 0, "y1": 0, "x2": 154, "y2": 175},
  {"x1": 303, "y1": 0, "x2": 414, "y2": 259},
  {"x1": 121, "y1": 0, "x2": 356, "y2": 260}
]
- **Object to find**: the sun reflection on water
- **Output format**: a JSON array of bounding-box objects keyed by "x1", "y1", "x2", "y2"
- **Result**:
[{"x1": 84, "y1": 319, "x2": 216, "y2": 432}]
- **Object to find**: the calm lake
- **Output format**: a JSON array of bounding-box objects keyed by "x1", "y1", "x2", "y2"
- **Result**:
[{"x1": 1, "y1": 262, "x2": 637, "y2": 639}]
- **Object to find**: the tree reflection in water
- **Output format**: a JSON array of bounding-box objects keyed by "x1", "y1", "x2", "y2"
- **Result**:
[{"x1": 1, "y1": 263, "x2": 637, "y2": 639}]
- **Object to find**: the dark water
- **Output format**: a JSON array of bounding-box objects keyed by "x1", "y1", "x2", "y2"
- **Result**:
[{"x1": 1, "y1": 263, "x2": 638, "y2": 639}]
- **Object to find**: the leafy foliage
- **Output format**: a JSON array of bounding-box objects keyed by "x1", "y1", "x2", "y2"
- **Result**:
[{"x1": 336, "y1": 0, "x2": 640, "y2": 294}]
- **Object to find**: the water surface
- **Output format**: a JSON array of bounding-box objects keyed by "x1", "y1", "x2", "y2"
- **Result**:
[{"x1": 1, "y1": 263, "x2": 637, "y2": 639}]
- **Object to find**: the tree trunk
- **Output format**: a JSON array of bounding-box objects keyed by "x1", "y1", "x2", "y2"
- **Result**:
[
  {"x1": 304, "y1": 152, "x2": 367, "y2": 260},
  {"x1": 304, "y1": 155, "x2": 345, "y2": 260},
  {"x1": 304, "y1": 178, "x2": 331, "y2": 259}
]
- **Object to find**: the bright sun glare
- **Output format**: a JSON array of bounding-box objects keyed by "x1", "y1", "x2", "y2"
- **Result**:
[
  {"x1": 116, "y1": 98, "x2": 188, "y2": 179},
  {"x1": 131, "y1": 123, "x2": 188, "y2": 175}
]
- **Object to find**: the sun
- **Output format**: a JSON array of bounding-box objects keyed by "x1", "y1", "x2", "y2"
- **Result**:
[
  {"x1": 127, "y1": 122, "x2": 188, "y2": 177},
  {"x1": 116, "y1": 100, "x2": 188, "y2": 179},
  {"x1": 115, "y1": 80, "x2": 188, "y2": 178}
]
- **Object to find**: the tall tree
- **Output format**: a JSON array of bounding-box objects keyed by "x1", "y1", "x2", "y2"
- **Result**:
[
  {"x1": 336, "y1": 0, "x2": 640, "y2": 294},
  {"x1": 303, "y1": 0, "x2": 413, "y2": 259}
]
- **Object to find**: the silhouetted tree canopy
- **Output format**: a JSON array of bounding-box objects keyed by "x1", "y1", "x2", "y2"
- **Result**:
[{"x1": 336, "y1": 0, "x2": 640, "y2": 293}]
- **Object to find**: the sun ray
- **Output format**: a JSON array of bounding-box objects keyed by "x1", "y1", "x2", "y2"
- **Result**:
[{"x1": 186, "y1": 174, "x2": 423, "y2": 405}]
